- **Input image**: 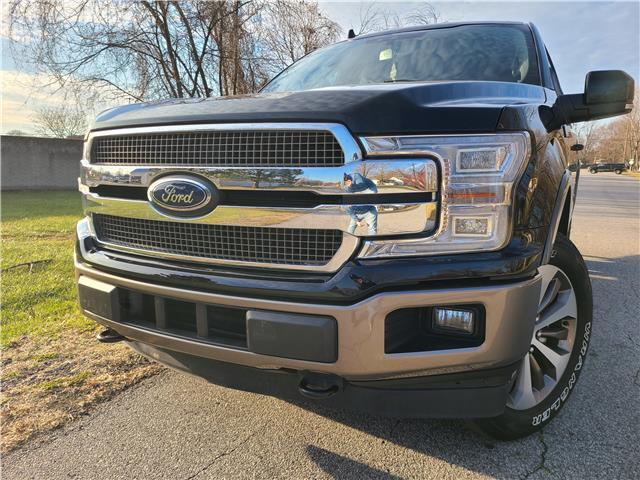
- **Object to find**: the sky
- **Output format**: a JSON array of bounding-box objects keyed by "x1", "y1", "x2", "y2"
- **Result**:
[{"x1": 1, "y1": 0, "x2": 638, "y2": 134}]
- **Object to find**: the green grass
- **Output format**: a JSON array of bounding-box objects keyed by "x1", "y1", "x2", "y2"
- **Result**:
[
  {"x1": 39, "y1": 371, "x2": 91, "y2": 391},
  {"x1": 1, "y1": 191, "x2": 163, "y2": 452},
  {"x1": 0, "y1": 190, "x2": 300, "y2": 348},
  {"x1": 1, "y1": 191, "x2": 94, "y2": 347},
  {"x1": 31, "y1": 352, "x2": 60, "y2": 362}
]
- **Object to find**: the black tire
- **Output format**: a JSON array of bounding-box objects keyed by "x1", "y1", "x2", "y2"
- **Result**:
[
  {"x1": 615, "y1": 169, "x2": 622, "y2": 174},
  {"x1": 471, "y1": 234, "x2": 593, "y2": 440},
  {"x1": 589, "y1": 168, "x2": 597, "y2": 174}
]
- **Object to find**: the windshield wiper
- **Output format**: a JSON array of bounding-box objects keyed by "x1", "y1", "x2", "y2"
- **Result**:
[{"x1": 383, "y1": 79, "x2": 418, "y2": 83}]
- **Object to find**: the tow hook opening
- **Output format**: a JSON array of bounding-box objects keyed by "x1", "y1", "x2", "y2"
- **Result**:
[
  {"x1": 298, "y1": 372, "x2": 343, "y2": 400},
  {"x1": 97, "y1": 328, "x2": 126, "y2": 343}
]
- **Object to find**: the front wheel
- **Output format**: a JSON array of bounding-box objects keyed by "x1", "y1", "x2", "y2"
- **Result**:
[
  {"x1": 615, "y1": 169, "x2": 623, "y2": 174},
  {"x1": 589, "y1": 168, "x2": 597, "y2": 174},
  {"x1": 471, "y1": 234, "x2": 592, "y2": 440}
]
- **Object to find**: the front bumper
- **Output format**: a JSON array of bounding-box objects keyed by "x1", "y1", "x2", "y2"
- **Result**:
[{"x1": 76, "y1": 259, "x2": 540, "y2": 381}]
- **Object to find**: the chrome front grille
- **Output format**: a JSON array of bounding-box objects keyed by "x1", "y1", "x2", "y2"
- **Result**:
[
  {"x1": 90, "y1": 130, "x2": 345, "y2": 167},
  {"x1": 80, "y1": 123, "x2": 440, "y2": 271},
  {"x1": 92, "y1": 214, "x2": 344, "y2": 266}
]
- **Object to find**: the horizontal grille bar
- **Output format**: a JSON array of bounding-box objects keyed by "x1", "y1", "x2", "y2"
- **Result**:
[
  {"x1": 92, "y1": 214, "x2": 343, "y2": 266},
  {"x1": 88, "y1": 185, "x2": 433, "y2": 206},
  {"x1": 90, "y1": 130, "x2": 345, "y2": 167}
]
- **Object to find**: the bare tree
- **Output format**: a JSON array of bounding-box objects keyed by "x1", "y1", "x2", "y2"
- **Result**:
[
  {"x1": 354, "y1": 2, "x2": 381, "y2": 35},
  {"x1": 406, "y1": 4, "x2": 441, "y2": 26},
  {"x1": 8, "y1": 0, "x2": 341, "y2": 102},
  {"x1": 620, "y1": 90, "x2": 640, "y2": 170},
  {"x1": 353, "y1": 2, "x2": 440, "y2": 35},
  {"x1": 572, "y1": 89, "x2": 640, "y2": 170},
  {"x1": 573, "y1": 122, "x2": 599, "y2": 165},
  {"x1": 354, "y1": 3, "x2": 400, "y2": 34},
  {"x1": 8, "y1": 0, "x2": 231, "y2": 101},
  {"x1": 33, "y1": 105, "x2": 88, "y2": 138},
  {"x1": 203, "y1": 0, "x2": 269, "y2": 95},
  {"x1": 261, "y1": 0, "x2": 341, "y2": 72}
]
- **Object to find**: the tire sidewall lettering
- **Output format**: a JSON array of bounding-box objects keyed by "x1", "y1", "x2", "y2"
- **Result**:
[{"x1": 531, "y1": 321, "x2": 591, "y2": 426}]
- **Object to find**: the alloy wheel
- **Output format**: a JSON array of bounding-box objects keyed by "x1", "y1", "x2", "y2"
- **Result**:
[{"x1": 507, "y1": 265, "x2": 578, "y2": 410}]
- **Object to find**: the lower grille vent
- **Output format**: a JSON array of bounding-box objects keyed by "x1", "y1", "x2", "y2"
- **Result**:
[{"x1": 118, "y1": 289, "x2": 248, "y2": 349}]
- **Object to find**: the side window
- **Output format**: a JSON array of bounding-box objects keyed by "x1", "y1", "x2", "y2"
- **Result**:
[{"x1": 546, "y1": 48, "x2": 563, "y2": 94}]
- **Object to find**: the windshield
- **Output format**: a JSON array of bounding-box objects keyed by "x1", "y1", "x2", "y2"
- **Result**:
[{"x1": 263, "y1": 24, "x2": 540, "y2": 93}]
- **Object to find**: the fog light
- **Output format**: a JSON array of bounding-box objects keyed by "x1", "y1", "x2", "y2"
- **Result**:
[
  {"x1": 453, "y1": 216, "x2": 491, "y2": 236},
  {"x1": 433, "y1": 308, "x2": 475, "y2": 334}
]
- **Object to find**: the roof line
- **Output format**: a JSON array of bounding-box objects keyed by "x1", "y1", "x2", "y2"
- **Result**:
[{"x1": 353, "y1": 21, "x2": 531, "y2": 40}]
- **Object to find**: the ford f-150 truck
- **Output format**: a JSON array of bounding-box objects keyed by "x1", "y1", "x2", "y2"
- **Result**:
[{"x1": 76, "y1": 22, "x2": 634, "y2": 439}]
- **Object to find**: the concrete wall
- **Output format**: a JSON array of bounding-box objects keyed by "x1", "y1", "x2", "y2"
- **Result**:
[{"x1": 1, "y1": 135, "x2": 83, "y2": 190}]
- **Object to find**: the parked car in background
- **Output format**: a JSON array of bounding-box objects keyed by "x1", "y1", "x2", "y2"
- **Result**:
[
  {"x1": 588, "y1": 162, "x2": 628, "y2": 174},
  {"x1": 75, "y1": 21, "x2": 634, "y2": 440}
]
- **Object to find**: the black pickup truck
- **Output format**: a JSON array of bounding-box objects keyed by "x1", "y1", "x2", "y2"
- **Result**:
[
  {"x1": 76, "y1": 21, "x2": 634, "y2": 439},
  {"x1": 588, "y1": 162, "x2": 628, "y2": 174}
]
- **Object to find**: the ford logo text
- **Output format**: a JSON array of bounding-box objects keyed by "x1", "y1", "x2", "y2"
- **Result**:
[{"x1": 147, "y1": 175, "x2": 219, "y2": 217}]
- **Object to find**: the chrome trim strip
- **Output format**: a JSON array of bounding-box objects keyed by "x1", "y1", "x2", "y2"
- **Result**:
[
  {"x1": 80, "y1": 158, "x2": 439, "y2": 194},
  {"x1": 83, "y1": 193, "x2": 438, "y2": 237},
  {"x1": 76, "y1": 261, "x2": 542, "y2": 380},
  {"x1": 87, "y1": 123, "x2": 362, "y2": 165},
  {"x1": 78, "y1": 217, "x2": 359, "y2": 273}
]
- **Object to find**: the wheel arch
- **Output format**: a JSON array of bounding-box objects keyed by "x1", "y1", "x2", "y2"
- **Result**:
[
  {"x1": 541, "y1": 169, "x2": 572, "y2": 265},
  {"x1": 557, "y1": 190, "x2": 572, "y2": 238}
]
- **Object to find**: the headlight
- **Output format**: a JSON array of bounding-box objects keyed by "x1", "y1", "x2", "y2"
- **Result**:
[{"x1": 358, "y1": 132, "x2": 530, "y2": 258}]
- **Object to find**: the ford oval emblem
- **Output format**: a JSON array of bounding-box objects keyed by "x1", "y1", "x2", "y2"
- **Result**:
[{"x1": 147, "y1": 175, "x2": 219, "y2": 217}]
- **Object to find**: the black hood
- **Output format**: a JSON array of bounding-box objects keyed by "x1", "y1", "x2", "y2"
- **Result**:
[{"x1": 92, "y1": 81, "x2": 546, "y2": 135}]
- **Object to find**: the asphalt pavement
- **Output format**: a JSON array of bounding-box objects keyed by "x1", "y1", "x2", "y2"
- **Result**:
[{"x1": 4, "y1": 172, "x2": 640, "y2": 480}]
